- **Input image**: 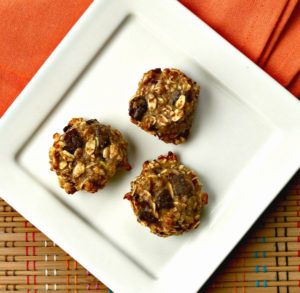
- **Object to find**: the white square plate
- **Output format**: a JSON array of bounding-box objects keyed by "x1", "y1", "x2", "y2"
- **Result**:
[{"x1": 0, "y1": 0, "x2": 300, "y2": 292}]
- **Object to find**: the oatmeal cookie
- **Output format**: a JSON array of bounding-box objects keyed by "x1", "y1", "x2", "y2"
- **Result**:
[
  {"x1": 129, "y1": 68, "x2": 200, "y2": 144},
  {"x1": 49, "y1": 118, "x2": 131, "y2": 194},
  {"x1": 124, "y1": 152, "x2": 208, "y2": 237}
]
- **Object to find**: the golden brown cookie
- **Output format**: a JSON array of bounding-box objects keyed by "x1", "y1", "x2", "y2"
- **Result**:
[
  {"x1": 129, "y1": 68, "x2": 200, "y2": 144},
  {"x1": 124, "y1": 152, "x2": 208, "y2": 237},
  {"x1": 49, "y1": 118, "x2": 131, "y2": 194}
]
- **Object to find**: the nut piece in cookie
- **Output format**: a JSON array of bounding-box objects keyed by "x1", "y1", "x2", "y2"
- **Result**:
[
  {"x1": 124, "y1": 152, "x2": 208, "y2": 237},
  {"x1": 49, "y1": 118, "x2": 131, "y2": 194},
  {"x1": 129, "y1": 68, "x2": 200, "y2": 144}
]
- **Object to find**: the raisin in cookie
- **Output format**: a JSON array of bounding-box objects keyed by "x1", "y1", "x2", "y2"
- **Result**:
[
  {"x1": 124, "y1": 152, "x2": 208, "y2": 237},
  {"x1": 129, "y1": 68, "x2": 200, "y2": 144},
  {"x1": 49, "y1": 118, "x2": 131, "y2": 194}
]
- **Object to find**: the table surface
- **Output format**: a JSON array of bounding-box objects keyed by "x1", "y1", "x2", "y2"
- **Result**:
[{"x1": 0, "y1": 171, "x2": 299, "y2": 292}]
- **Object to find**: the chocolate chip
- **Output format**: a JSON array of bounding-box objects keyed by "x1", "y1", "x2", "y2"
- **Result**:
[
  {"x1": 63, "y1": 129, "x2": 84, "y2": 154},
  {"x1": 133, "y1": 193, "x2": 140, "y2": 201},
  {"x1": 171, "y1": 90, "x2": 181, "y2": 105},
  {"x1": 156, "y1": 189, "x2": 174, "y2": 210},
  {"x1": 138, "y1": 201, "x2": 157, "y2": 223},
  {"x1": 139, "y1": 210, "x2": 157, "y2": 224},
  {"x1": 99, "y1": 135, "x2": 110, "y2": 149},
  {"x1": 167, "y1": 173, "x2": 193, "y2": 196},
  {"x1": 185, "y1": 89, "x2": 192, "y2": 102},
  {"x1": 86, "y1": 119, "x2": 98, "y2": 125},
  {"x1": 139, "y1": 200, "x2": 148, "y2": 209},
  {"x1": 63, "y1": 145, "x2": 76, "y2": 154},
  {"x1": 95, "y1": 125, "x2": 110, "y2": 149},
  {"x1": 63, "y1": 125, "x2": 71, "y2": 132},
  {"x1": 149, "y1": 124, "x2": 157, "y2": 131},
  {"x1": 152, "y1": 68, "x2": 162, "y2": 74},
  {"x1": 129, "y1": 96, "x2": 148, "y2": 121},
  {"x1": 179, "y1": 129, "x2": 190, "y2": 139}
]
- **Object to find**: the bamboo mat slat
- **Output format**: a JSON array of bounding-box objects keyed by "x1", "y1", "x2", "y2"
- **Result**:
[
  {"x1": 0, "y1": 171, "x2": 299, "y2": 292},
  {"x1": 202, "y1": 171, "x2": 300, "y2": 292}
]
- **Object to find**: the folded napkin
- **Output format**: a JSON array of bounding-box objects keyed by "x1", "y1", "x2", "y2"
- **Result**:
[
  {"x1": 0, "y1": 0, "x2": 299, "y2": 117},
  {"x1": 180, "y1": 0, "x2": 300, "y2": 97}
]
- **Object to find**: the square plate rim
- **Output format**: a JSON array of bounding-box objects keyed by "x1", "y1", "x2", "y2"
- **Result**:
[{"x1": 0, "y1": 0, "x2": 300, "y2": 292}]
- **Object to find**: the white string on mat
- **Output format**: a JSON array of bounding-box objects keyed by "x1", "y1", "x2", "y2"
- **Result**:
[
  {"x1": 53, "y1": 245, "x2": 57, "y2": 291},
  {"x1": 44, "y1": 240, "x2": 50, "y2": 290}
]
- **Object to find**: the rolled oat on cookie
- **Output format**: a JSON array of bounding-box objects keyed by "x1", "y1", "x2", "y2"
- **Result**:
[
  {"x1": 124, "y1": 152, "x2": 208, "y2": 237},
  {"x1": 129, "y1": 68, "x2": 200, "y2": 144},
  {"x1": 49, "y1": 118, "x2": 131, "y2": 194}
]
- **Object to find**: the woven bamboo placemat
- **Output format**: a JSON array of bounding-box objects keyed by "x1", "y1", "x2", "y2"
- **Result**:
[{"x1": 0, "y1": 171, "x2": 299, "y2": 292}]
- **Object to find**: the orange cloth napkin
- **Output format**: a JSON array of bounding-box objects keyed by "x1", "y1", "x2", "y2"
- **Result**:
[
  {"x1": 180, "y1": 0, "x2": 300, "y2": 97},
  {"x1": 0, "y1": 0, "x2": 299, "y2": 117},
  {"x1": 0, "y1": 0, "x2": 93, "y2": 117}
]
